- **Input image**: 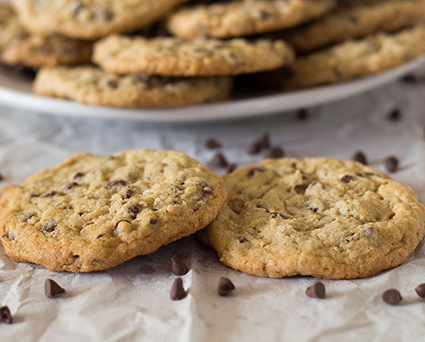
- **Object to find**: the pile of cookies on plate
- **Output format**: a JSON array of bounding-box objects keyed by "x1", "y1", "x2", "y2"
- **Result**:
[
  {"x1": 0, "y1": 149, "x2": 424, "y2": 280},
  {"x1": 1, "y1": 0, "x2": 425, "y2": 108}
]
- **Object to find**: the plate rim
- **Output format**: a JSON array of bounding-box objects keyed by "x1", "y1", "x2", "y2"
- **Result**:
[{"x1": 0, "y1": 57, "x2": 424, "y2": 123}]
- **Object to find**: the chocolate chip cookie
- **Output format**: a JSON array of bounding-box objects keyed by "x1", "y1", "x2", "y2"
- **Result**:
[
  {"x1": 0, "y1": 149, "x2": 227, "y2": 272},
  {"x1": 0, "y1": 3, "x2": 91, "y2": 68},
  {"x1": 92, "y1": 35, "x2": 295, "y2": 76},
  {"x1": 11, "y1": 0, "x2": 188, "y2": 40},
  {"x1": 167, "y1": 0, "x2": 336, "y2": 38},
  {"x1": 282, "y1": 0, "x2": 425, "y2": 53},
  {"x1": 281, "y1": 26, "x2": 425, "y2": 89},
  {"x1": 33, "y1": 66, "x2": 233, "y2": 108},
  {"x1": 200, "y1": 158, "x2": 425, "y2": 279}
]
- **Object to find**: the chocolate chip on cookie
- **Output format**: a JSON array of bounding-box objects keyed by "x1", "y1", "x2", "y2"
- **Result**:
[
  {"x1": 217, "y1": 277, "x2": 235, "y2": 296},
  {"x1": 340, "y1": 175, "x2": 354, "y2": 183},
  {"x1": 45, "y1": 279, "x2": 66, "y2": 298},
  {"x1": 170, "y1": 278, "x2": 187, "y2": 301},
  {"x1": 306, "y1": 282, "x2": 326, "y2": 299},
  {"x1": 170, "y1": 256, "x2": 190, "y2": 276},
  {"x1": 382, "y1": 289, "x2": 402, "y2": 305}
]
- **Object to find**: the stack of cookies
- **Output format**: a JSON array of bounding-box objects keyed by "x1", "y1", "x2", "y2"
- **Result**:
[
  {"x1": 0, "y1": 149, "x2": 424, "y2": 280},
  {"x1": 1, "y1": 0, "x2": 424, "y2": 108}
]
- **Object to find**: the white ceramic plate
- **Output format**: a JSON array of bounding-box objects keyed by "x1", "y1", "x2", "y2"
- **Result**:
[{"x1": 0, "y1": 57, "x2": 424, "y2": 123}]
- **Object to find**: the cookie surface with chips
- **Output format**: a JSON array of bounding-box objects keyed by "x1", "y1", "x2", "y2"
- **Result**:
[
  {"x1": 93, "y1": 35, "x2": 295, "y2": 76},
  {"x1": 201, "y1": 158, "x2": 425, "y2": 279},
  {"x1": 167, "y1": 0, "x2": 335, "y2": 38},
  {"x1": 11, "y1": 0, "x2": 188, "y2": 40},
  {"x1": 281, "y1": 26, "x2": 425, "y2": 89},
  {"x1": 33, "y1": 66, "x2": 233, "y2": 108},
  {"x1": 282, "y1": 0, "x2": 425, "y2": 53},
  {"x1": 0, "y1": 3, "x2": 91, "y2": 67},
  {"x1": 0, "y1": 149, "x2": 227, "y2": 272}
]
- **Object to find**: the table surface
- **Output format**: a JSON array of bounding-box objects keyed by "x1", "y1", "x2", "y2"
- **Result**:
[{"x1": 1, "y1": 69, "x2": 425, "y2": 342}]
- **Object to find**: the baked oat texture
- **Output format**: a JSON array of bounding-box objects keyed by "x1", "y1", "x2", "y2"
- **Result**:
[
  {"x1": 33, "y1": 66, "x2": 233, "y2": 108},
  {"x1": 167, "y1": 0, "x2": 336, "y2": 38},
  {"x1": 282, "y1": 0, "x2": 425, "y2": 53},
  {"x1": 0, "y1": 149, "x2": 228, "y2": 272},
  {"x1": 281, "y1": 26, "x2": 425, "y2": 89},
  {"x1": 11, "y1": 0, "x2": 188, "y2": 40},
  {"x1": 201, "y1": 158, "x2": 425, "y2": 279},
  {"x1": 92, "y1": 35, "x2": 295, "y2": 76},
  {"x1": 0, "y1": 3, "x2": 91, "y2": 67}
]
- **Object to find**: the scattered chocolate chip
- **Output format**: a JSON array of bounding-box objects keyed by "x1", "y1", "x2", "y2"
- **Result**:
[
  {"x1": 297, "y1": 109, "x2": 309, "y2": 120},
  {"x1": 42, "y1": 223, "x2": 57, "y2": 233},
  {"x1": 258, "y1": 133, "x2": 270, "y2": 149},
  {"x1": 113, "y1": 220, "x2": 130, "y2": 230},
  {"x1": 96, "y1": 234, "x2": 105, "y2": 239},
  {"x1": 0, "y1": 306, "x2": 12, "y2": 324},
  {"x1": 45, "y1": 279, "x2": 66, "y2": 298},
  {"x1": 106, "y1": 180, "x2": 127, "y2": 189},
  {"x1": 107, "y1": 80, "x2": 118, "y2": 89},
  {"x1": 170, "y1": 256, "x2": 189, "y2": 276},
  {"x1": 211, "y1": 153, "x2": 228, "y2": 168},
  {"x1": 63, "y1": 182, "x2": 78, "y2": 190},
  {"x1": 388, "y1": 109, "x2": 401, "y2": 121},
  {"x1": 73, "y1": 172, "x2": 84, "y2": 179},
  {"x1": 306, "y1": 281, "x2": 326, "y2": 299},
  {"x1": 150, "y1": 218, "x2": 158, "y2": 225},
  {"x1": 227, "y1": 163, "x2": 238, "y2": 174},
  {"x1": 341, "y1": 175, "x2": 354, "y2": 183},
  {"x1": 384, "y1": 156, "x2": 399, "y2": 173},
  {"x1": 415, "y1": 283, "x2": 425, "y2": 298},
  {"x1": 247, "y1": 141, "x2": 262, "y2": 154},
  {"x1": 127, "y1": 203, "x2": 140, "y2": 216},
  {"x1": 217, "y1": 277, "x2": 235, "y2": 296},
  {"x1": 247, "y1": 168, "x2": 265, "y2": 177},
  {"x1": 238, "y1": 237, "x2": 248, "y2": 243},
  {"x1": 205, "y1": 138, "x2": 221, "y2": 149},
  {"x1": 402, "y1": 74, "x2": 417, "y2": 83},
  {"x1": 170, "y1": 278, "x2": 187, "y2": 300},
  {"x1": 267, "y1": 146, "x2": 284, "y2": 159},
  {"x1": 382, "y1": 289, "x2": 402, "y2": 305},
  {"x1": 352, "y1": 151, "x2": 367, "y2": 165}
]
